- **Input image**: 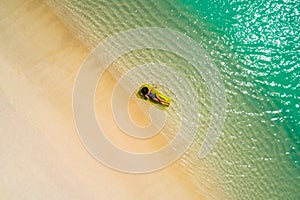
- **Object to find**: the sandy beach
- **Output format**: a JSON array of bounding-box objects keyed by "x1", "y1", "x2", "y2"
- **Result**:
[{"x1": 0, "y1": 0, "x2": 221, "y2": 199}]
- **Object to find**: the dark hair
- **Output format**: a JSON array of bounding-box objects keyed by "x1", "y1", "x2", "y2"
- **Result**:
[{"x1": 141, "y1": 87, "x2": 149, "y2": 95}]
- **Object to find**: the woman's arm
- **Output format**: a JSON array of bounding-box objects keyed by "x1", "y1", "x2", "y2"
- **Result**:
[{"x1": 149, "y1": 86, "x2": 157, "y2": 92}]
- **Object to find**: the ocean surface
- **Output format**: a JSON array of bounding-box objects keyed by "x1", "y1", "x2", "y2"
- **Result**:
[{"x1": 44, "y1": 0, "x2": 299, "y2": 199}]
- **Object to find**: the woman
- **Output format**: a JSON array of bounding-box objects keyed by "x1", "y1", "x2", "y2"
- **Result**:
[{"x1": 141, "y1": 86, "x2": 170, "y2": 106}]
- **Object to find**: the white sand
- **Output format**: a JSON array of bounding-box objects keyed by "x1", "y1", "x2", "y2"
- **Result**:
[{"x1": 0, "y1": 0, "x2": 220, "y2": 199}]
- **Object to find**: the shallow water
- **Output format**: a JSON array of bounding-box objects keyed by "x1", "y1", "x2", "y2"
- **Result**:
[{"x1": 44, "y1": 0, "x2": 300, "y2": 199}]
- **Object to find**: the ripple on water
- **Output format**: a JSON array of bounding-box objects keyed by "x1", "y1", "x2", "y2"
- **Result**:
[{"x1": 45, "y1": 0, "x2": 300, "y2": 199}]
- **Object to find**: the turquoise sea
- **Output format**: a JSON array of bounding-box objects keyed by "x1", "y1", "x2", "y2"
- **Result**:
[{"x1": 45, "y1": 0, "x2": 299, "y2": 199}]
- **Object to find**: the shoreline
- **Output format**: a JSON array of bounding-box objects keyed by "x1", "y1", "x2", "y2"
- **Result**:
[{"x1": 0, "y1": 0, "x2": 222, "y2": 199}]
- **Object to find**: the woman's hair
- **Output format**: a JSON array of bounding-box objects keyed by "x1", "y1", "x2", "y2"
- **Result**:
[{"x1": 141, "y1": 87, "x2": 149, "y2": 95}]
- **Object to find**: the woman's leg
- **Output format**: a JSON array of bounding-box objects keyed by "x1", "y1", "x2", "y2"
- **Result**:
[{"x1": 154, "y1": 96, "x2": 169, "y2": 106}]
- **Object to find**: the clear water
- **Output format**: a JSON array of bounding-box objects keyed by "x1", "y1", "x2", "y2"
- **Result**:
[{"x1": 44, "y1": 0, "x2": 300, "y2": 199}]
